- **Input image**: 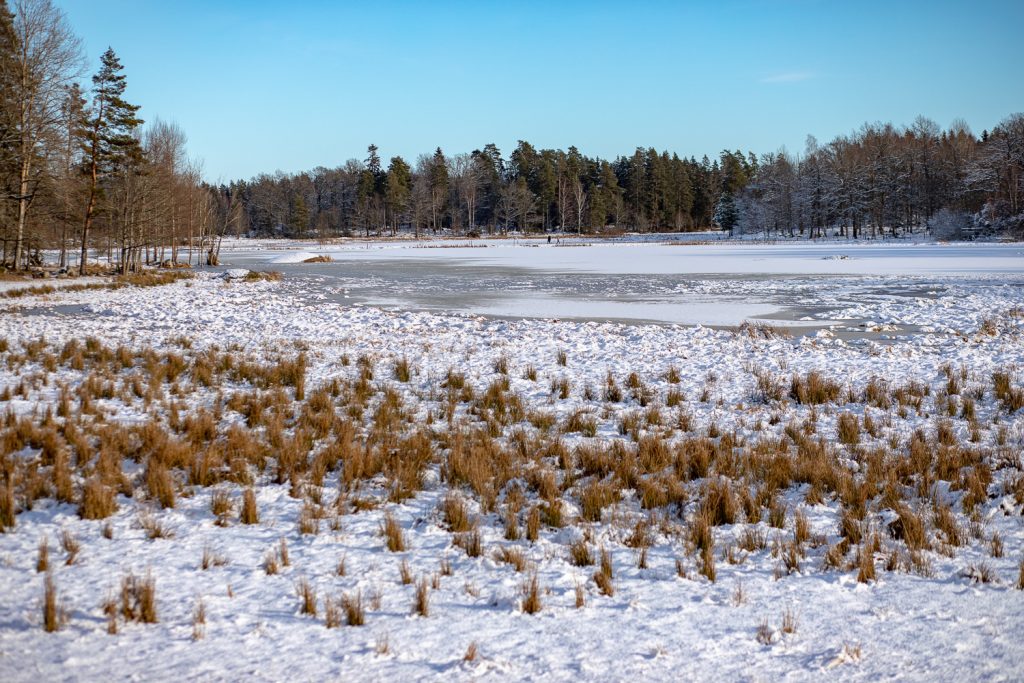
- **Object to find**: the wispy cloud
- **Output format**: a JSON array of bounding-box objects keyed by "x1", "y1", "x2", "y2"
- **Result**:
[{"x1": 759, "y1": 71, "x2": 815, "y2": 84}]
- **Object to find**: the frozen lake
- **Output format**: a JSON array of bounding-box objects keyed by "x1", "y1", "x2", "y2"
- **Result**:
[{"x1": 220, "y1": 240, "x2": 1024, "y2": 329}]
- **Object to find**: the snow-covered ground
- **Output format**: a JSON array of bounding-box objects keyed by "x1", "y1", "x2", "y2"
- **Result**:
[{"x1": 1, "y1": 241, "x2": 1023, "y2": 681}]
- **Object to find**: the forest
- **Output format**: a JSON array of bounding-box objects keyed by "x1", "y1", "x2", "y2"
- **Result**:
[
  {"x1": 231, "y1": 117, "x2": 1023, "y2": 242},
  {"x1": 2, "y1": 0, "x2": 1023, "y2": 275}
]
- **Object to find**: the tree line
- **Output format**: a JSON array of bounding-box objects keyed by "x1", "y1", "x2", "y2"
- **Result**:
[
  {"x1": 0, "y1": 0, "x2": 217, "y2": 274},
  {"x1": 3, "y1": 0, "x2": 1023, "y2": 276},
  {"x1": 232, "y1": 143, "x2": 751, "y2": 239},
  {"x1": 230, "y1": 113, "x2": 1022, "y2": 241},
  {"x1": 734, "y1": 115, "x2": 1024, "y2": 240}
]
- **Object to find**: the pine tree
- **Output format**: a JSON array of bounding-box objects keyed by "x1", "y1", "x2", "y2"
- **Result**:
[
  {"x1": 428, "y1": 147, "x2": 447, "y2": 233},
  {"x1": 385, "y1": 155, "x2": 411, "y2": 236},
  {"x1": 713, "y1": 192, "x2": 739, "y2": 233},
  {"x1": 289, "y1": 194, "x2": 308, "y2": 237},
  {"x1": 79, "y1": 47, "x2": 142, "y2": 275}
]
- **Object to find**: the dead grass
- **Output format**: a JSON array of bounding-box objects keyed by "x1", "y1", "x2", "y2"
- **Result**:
[
  {"x1": 454, "y1": 529, "x2": 483, "y2": 558},
  {"x1": 120, "y1": 571, "x2": 158, "y2": 623},
  {"x1": 790, "y1": 371, "x2": 841, "y2": 405},
  {"x1": 36, "y1": 535, "x2": 49, "y2": 573},
  {"x1": 836, "y1": 412, "x2": 860, "y2": 445},
  {"x1": 0, "y1": 483, "x2": 14, "y2": 532},
  {"x1": 43, "y1": 573, "x2": 66, "y2": 632},
  {"x1": 857, "y1": 544, "x2": 876, "y2": 583},
  {"x1": 570, "y1": 538, "x2": 594, "y2": 566},
  {"x1": 440, "y1": 494, "x2": 473, "y2": 532},
  {"x1": 521, "y1": 573, "x2": 542, "y2": 614},
  {"x1": 496, "y1": 546, "x2": 527, "y2": 572},
  {"x1": 192, "y1": 597, "x2": 207, "y2": 640},
  {"x1": 240, "y1": 488, "x2": 259, "y2": 524},
  {"x1": 201, "y1": 544, "x2": 227, "y2": 570},
  {"x1": 342, "y1": 590, "x2": 365, "y2": 625},
  {"x1": 382, "y1": 512, "x2": 406, "y2": 552},
  {"x1": 781, "y1": 606, "x2": 798, "y2": 634},
  {"x1": 78, "y1": 479, "x2": 117, "y2": 520},
  {"x1": 756, "y1": 618, "x2": 773, "y2": 645},
  {"x1": 60, "y1": 529, "x2": 80, "y2": 565},
  {"x1": 413, "y1": 577, "x2": 430, "y2": 617},
  {"x1": 263, "y1": 550, "x2": 279, "y2": 575},
  {"x1": 296, "y1": 577, "x2": 318, "y2": 616}
]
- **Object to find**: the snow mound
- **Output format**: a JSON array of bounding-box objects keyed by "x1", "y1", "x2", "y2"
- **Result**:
[
  {"x1": 268, "y1": 251, "x2": 321, "y2": 264},
  {"x1": 222, "y1": 268, "x2": 250, "y2": 280}
]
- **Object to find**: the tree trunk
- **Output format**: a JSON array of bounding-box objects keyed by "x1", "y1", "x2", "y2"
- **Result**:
[{"x1": 80, "y1": 179, "x2": 98, "y2": 275}]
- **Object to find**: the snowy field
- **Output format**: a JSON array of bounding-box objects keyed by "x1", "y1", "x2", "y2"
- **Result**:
[{"x1": 1, "y1": 240, "x2": 1024, "y2": 681}]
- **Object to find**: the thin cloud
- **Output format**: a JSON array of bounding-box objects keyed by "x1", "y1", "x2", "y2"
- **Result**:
[{"x1": 760, "y1": 71, "x2": 815, "y2": 84}]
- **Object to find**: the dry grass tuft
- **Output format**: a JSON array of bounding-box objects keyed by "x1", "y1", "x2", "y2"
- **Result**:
[
  {"x1": 240, "y1": 488, "x2": 259, "y2": 524},
  {"x1": 790, "y1": 371, "x2": 841, "y2": 405},
  {"x1": 192, "y1": 597, "x2": 207, "y2": 640},
  {"x1": 756, "y1": 618, "x2": 774, "y2": 645},
  {"x1": 441, "y1": 494, "x2": 473, "y2": 532},
  {"x1": 343, "y1": 590, "x2": 365, "y2": 626},
  {"x1": 43, "y1": 573, "x2": 66, "y2": 632},
  {"x1": 139, "y1": 511, "x2": 174, "y2": 540},
  {"x1": 102, "y1": 592, "x2": 118, "y2": 634},
  {"x1": 201, "y1": 544, "x2": 227, "y2": 570},
  {"x1": 454, "y1": 529, "x2": 483, "y2": 558},
  {"x1": 836, "y1": 412, "x2": 860, "y2": 445},
  {"x1": 261, "y1": 544, "x2": 280, "y2": 573},
  {"x1": 570, "y1": 538, "x2": 594, "y2": 566},
  {"x1": 593, "y1": 548, "x2": 615, "y2": 596},
  {"x1": 211, "y1": 489, "x2": 232, "y2": 526},
  {"x1": 399, "y1": 558, "x2": 414, "y2": 585},
  {"x1": 120, "y1": 571, "x2": 158, "y2": 623},
  {"x1": 36, "y1": 535, "x2": 49, "y2": 573},
  {"x1": 413, "y1": 577, "x2": 430, "y2": 617},
  {"x1": 145, "y1": 459, "x2": 176, "y2": 509},
  {"x1": 781, "y1": 606, "x2": 798, "y2": 634},
  {"x1": 382, "y1": 512, "x2": 406, "y2": 552},
  {"x1": 393, "y1": 357, "x2": 412, "y2": 383},
  {"x1": 78, "y1": 478, "x2": 117, "y2": 520},
  {"x1": 857, "y1": 545, "x2": 876, "y2": 583},
  {"x1": 296, "y1": 577, "x2": 318, "y2": 616},
  {"x1": 496, "y1": 546, "x2": 527, "y2": 572},
  {"x1": 324, "y1": 595, "x2": 342, "y2": 629},
  {"x1": 0, "y1": 483, "x2": 15, "y2": 531},
  {"x1": 60, "y1": 529, "x2": 80, "y2": 565},
  {"x1": 521, "y1": 573, "x2": 543, "y2": 614}
]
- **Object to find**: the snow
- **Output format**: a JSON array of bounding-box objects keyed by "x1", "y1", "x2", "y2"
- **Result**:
[
  {"x1": 1, "y1": 240, "x2": 1023, "y2": 681},
  {"x1": 246, "y1": 240, "x2": 1024, "y2": 277},
  {"x1": 267, "y1": 251, "x2": 328, "y2": 264}
]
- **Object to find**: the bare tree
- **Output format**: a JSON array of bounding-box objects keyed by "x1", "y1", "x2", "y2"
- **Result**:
[
  {"x1": 571, "y1": 176, "x2": 586, "y2": 234},
  {"x1": 7, "y1": 0, "x2": 82, "y2": 269}
]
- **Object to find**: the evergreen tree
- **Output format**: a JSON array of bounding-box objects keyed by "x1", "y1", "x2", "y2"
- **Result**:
[
  {"x1": 385, "y1": 155, "x2": 411, "y2": 235},
  {"x1": 428, "y1": 147, "x2": 447, "y2": 232},
  {"x1": 713, "y1": 192, "x2": 739, "y2": 233},
  {"x1": 79, "y1": 47, "x2": 143, "y2": 274},
  {"x1": 289, "y1": 194, "x2": 308, "y2": 237}
]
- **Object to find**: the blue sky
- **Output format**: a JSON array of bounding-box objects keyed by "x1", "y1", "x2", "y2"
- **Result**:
[{"x1": 61, "y1": 0, "x2": 1024, "y2": 183}]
